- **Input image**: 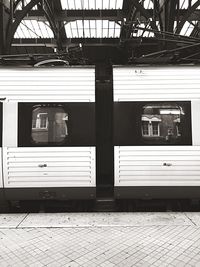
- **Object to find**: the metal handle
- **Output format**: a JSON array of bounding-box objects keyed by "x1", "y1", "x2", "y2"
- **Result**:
[
  {"x1": 38, "y1": 164, "x2": 47, "y2": 168},
  {"x1": 163, "y1": 163, "x2": 172, "y2": 167}
]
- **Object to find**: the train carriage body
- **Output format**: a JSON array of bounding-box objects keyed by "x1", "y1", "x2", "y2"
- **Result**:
[
  {"x1": 0, "y1": 65, "x2": 200, "y2": 204},
  {"x1": 0, "y1": 67, "x2": 96, "y2": 200},
  {"x1": 113, "y1": 66, "x2": 200, "y2": 198}
]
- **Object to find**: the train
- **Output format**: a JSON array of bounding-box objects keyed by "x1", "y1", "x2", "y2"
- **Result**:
[{"x1": 0, "y1": 64, "x2": 200, "y2": 209}]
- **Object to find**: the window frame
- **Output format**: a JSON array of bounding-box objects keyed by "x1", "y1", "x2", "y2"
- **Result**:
[
  {"x1": 114, "y1": 101, "x2": 192, "y2": 146},
  {"x1": 18, "y1": 102, "x2": 95, "y2": 147}
]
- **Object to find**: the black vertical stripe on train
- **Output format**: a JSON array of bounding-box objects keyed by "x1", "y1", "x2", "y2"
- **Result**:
[
  {"x1": 0, "y1": 103, "x2": 2, "y2": 147},
  {"x1": 95, "y1": 64, "x2": 114, "y2": 195}
]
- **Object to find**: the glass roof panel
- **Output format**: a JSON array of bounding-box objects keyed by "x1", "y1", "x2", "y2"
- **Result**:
[
  {"x1": 17, "y1": 0, "x2": 38, "y2": 10},
  {"x1": 180, "y1": 21, "x2": 195, "y2": 36},
  {"x1": 143, "y1": 0, "x2": 153, "y2": 9},
  {"x1": 61, "y1": 0, "x2": 123, "y2": 9},
  {"x1": 88, "y1": 0, "x2": 95, "y2": 9},
  {"x1": 132, "y1": 23, "x2": 154, "y2": 38},
  {"x1": 14, "y1": 20, "x2": 54, "y2": 38},
  {"x1": 65, "y1": 20, "x2": 121, "y2": 38}
]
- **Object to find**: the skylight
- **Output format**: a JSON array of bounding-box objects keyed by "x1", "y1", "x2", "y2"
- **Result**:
[
  {"x1": 64, "y1": 20, "x2": 121, "y2": 38},
  {"x1": 14, "y1": 20, "x2": 54, "y2": 38},
  {"x1": 180, "y1": 21, "x2": 195, "y2": 36},
  {"x1": 179, "y1": 0, "x2": 200, "y2": 9},
  {"x1": 16, "y1": 0, "x2": 38, "y2": 10},
  {"x1": 132, "y1": 23, "x2": 154, "y2": 38},
  {"x1": 61, "y1": 0, "x2": 123, "y2": 10},
  {"x1": 143, "y1": 0, "x2": 153, "y2": 9}
]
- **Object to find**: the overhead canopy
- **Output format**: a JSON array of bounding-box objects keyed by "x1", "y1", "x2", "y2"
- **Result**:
[{"x1": 1, "y1": 0, "x2": 200, "y2": 64}]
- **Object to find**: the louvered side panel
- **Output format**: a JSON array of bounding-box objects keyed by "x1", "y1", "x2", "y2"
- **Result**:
[
  {"x1": 115, "y1": 146, "x2": 200, "y2": 186},
  {"x1": 113, "y1": 67, "x2": 200, "y2": 101},
  {"x1": 0, "y1": 68, "x2": 95, "y2": 102},
  {"x1": 3, "y1": 147, "x2": 95, "y2": 188}
]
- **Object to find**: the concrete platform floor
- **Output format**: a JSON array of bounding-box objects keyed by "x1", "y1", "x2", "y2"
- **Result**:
[{"x1": 0, "y1": 212, "x2": 200, "y2": 266}]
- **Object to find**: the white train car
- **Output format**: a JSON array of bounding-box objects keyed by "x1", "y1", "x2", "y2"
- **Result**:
[
  {"x1": 113, "y1": 66, "x2": 200, "y2": 199},
  {"x1": 0, "y1": 65, "x2": 200, "y2": 205},
  {"x1": 0, "y1": 67, "x2": 96, "y2": 201}
]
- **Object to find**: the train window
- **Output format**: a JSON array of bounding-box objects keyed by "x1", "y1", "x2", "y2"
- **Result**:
[
  {"x1": 114, "y1": 101, "x2": 192, "y2": 146},
  {"x1": 141, "y1": 103, "x2": 188, "y2": 145},
  {"x1": 31, "y1": 107, "x2": 68, "y2": 144},
  {"x1": 18, "y1": 102, "x2": 95, "y2": 147}
]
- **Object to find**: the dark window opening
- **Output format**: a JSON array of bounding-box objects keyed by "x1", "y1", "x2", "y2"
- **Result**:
[
  {"x1": 18, "y1": 102, "x2": 95, "y2": 147},
  {"x1": 114, "y1": 101, "x2": 192, "y2": 146}
]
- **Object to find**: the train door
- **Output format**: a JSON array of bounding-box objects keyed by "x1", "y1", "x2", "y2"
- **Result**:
[
  {"x1": 113, "y1": 66, "x2": 199, "y2": 199},
  {"x1": 2, "y1": 68, "x2": 96, "y2": 201}
]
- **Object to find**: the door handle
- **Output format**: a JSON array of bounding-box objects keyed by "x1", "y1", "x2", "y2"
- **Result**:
[
  {"x1": 38, "y1": 164, "x2": 47, "y2": 168},
  {"x1": 163, "y1": 163, "x2": 172, "y2": 167}
]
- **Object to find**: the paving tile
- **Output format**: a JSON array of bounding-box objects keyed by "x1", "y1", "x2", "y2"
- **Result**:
[
  {"x1": 17, "y1": 212, "x2": 193, "y2": 228},
  {"x1": 0, "y1": 213, "x2": 200, "y2": 266},
  {"x1": 185, "y1": 212, "x2": 200, "y2": 226},
  {"x1": 0, "y1": 214, "x2": 27, "y2": 228}
]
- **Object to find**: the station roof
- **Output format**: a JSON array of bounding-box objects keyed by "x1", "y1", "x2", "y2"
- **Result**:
[{"x1": 1, "y1": 0, "x2": 200, "y2": 65}]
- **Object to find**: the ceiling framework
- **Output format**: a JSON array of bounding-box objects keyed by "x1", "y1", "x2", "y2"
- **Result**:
[{"x1": 1, "y1": 0, "x2": 200, "y2": 65}]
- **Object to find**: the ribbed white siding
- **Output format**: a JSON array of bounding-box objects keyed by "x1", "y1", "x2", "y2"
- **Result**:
[
  {"x1": 113, "y1": 66, "x2": 200, "y2": 101},
  {"x1": 0, "y1": 67, "x2": 95, "y2": 102},
  {"x1": 3, "y1": 147, "x2": 95, "y2": 188},
  {"x1": 115, "y1": 146, "x2": 200, "y2": 186}
]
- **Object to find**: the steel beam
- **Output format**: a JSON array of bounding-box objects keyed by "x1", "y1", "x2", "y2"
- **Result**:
[
  {"x1": 176, "y1": 0, "x2": 200, "y2": 34},
  {"x1": 12, "y1": 37, "x2": 120, "y2": 47},
  {"x1": 120, "y1": 0, "x2": 159, "y2": 41},
  {"x1": 15, "y1": 9, "x2": 200, "y2": 22},
  {"x1": 0, "y1": 1, "x2": 9, "y2": 54},
  {"x1": 15, "y1": 9, "x2": 125, "y2": 21},
  {"x1": 6, "y1": 0, "x2": 42, "y2": 53},
  {"x1": 159, "y1": 0, "x2": 178, "y2": 33}
]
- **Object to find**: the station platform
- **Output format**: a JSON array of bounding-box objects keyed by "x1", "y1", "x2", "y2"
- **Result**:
[{"x1": 0, "y1": 212, "x2": 200, "y2": 267}]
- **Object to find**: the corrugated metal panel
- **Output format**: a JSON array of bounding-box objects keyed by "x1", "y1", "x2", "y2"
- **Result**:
[
  {"x1": 115, "y1": 146, "x2": 200, "y2": 186},
  {"x1": 3, "y1": 147, "x2": 95, "y2": 188},
  {"x1": 113, "y1": 66, "x2": 200, "y2": 101},
  {"x1": 0, "y1": 67, "x2": 95, "y2": 102}
]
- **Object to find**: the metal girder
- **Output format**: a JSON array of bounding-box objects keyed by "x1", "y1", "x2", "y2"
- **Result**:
[
  {"x1": 12, "y1": 37, "x2": 120, "y2": 47},
  {"x1": 129, "y1": 0, "x2": 159, "y2": 33},
  {"x1": 120, "y1": 0, "x2": 159, "y2": 41},
  {"x1": 15, "y1": 9, "x2": 125, "y2": 21},
  {"x1": 6, "y1": 0, "x2": 41, "y2": 53},
  {"x1": 6, "y1": 0, "x2": 66, "y2": 53},
  {"x1": 53, "y1": 0, "x2": 66, "y2": 46},
  {"x1": 0, "y1": 3, "x2": 5, "y2": 54},
  {"x1": 15, "y1": 8, "x2": 200, "y2": 23},
  {"x1": 175, "y1": 0, "x2": 200, "y2": 34},
  {"x1": 15, "y1": 8, "x2": 200, "y2": 22},
  {"x1": 158, "y1": 0, "x2": 178, "y2": 33},
  {"x1": 42, "y1": 0, "x2": 63, "y2": 51},
  {"x1": 0, "y1": 1, "x2": 10, "y2": 54},
  {"x1": 13, "y1": 0, "x2": 22, "y2": 12}
]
